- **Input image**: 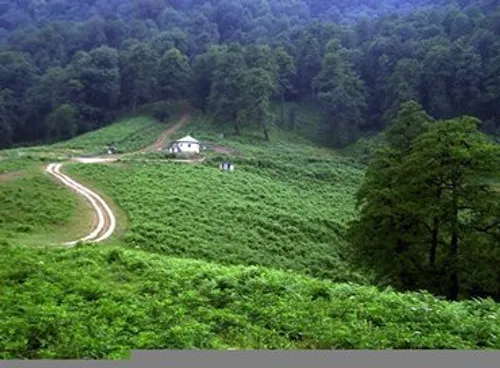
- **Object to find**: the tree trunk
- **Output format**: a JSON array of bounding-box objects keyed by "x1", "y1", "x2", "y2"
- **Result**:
[
  {"x1": 132, "y1": 94, "x2": 138, "y2": 116},
  {"x1": 448, "y1": 192, "x2": 460, "y2": 301},
  {"x1": 280, "y1": 92, "x2": 285, "y2": 127},
  {"x1": 430, "y1": 217, "x2": 440, "y2": 267},
  {"x1": 260, "y1": 117, "x2": 270, "y2": 142},
  {"x1": 430, "y1": 189, "x2": 442, "y2": 267},
  {"x1": 396, "y1": 238, "x2": 407, "y2": 254},
  {"x1": 449, "y1": 229, "x2": 459, "y2": 301}
]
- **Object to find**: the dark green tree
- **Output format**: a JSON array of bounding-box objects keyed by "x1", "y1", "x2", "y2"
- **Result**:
[
  {"x1": 207, "y1": 44, "x2": 247, "y2": 134},
  {"x1": 157, "y1": 47, "x2": 192, "y2": 101},
  {"x1": 0, "y1": 89, "x2": 16, "y2": 148},
  {"x1": 44, "y1": 103, "x2": 79, "y2": 140},
  {"x1": 120, "y1": 42, "x2": 157, "y2": 115},
  {"x1": 314, "y1": 39, "x2": 367, "y2": 147},
  {"x1": 350, "y1": 103, "x2": 500, "y2": 300},
  {"x1": 275, "y1": 46, "x2": 297, "y2": 126},
  {"x1": 190, "y1": 45, "x2": 224, "y2": 112},
  {"x1": 238, "y1": 67, "x2": 277, "y2": 141}
]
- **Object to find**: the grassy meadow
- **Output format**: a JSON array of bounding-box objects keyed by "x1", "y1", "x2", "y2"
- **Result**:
[
  {"x1": 2, "y1": 244, "x2": 500, "y2": 359},
  {"x1": 0, "y1": 156, "x2": 49, "y2": 175},
  {"x1": 65, "y1": 113, "x2": 368, "y2": 282},
  {"x1": 0, "y1": 168, "x2": 81, "y2": 246},
  {"x1": 2, "y1": 107, "x2": 500, "y2": 357},
  {"x1": 66, "y1": 155, "x2": 366, "y2": 283}
]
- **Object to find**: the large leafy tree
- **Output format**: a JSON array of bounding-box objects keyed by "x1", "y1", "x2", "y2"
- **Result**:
[
  {"x1": 314, "y1": 39, "x2": 367, "y2": 147},
  {"x1": 44, "y1": 103, "x2": 79, "y2": 140},
  {"x1": 350, "y1": 102, "x2": 500, "y2": 300},
  {"x1": 119, "y1": 42, "x2": 157, "y2": 115},
  {"x1": 0, "y1": 89, "x2": 17, "y2": 148},
  {"x1": 190, "y1": 45, "x2": 223, "y2": 112},
  {"x1": 237, "y1": 67, "x2": 277, "y2": 141},
  {"x1": 207, "y1": 44, "x2": 247, "y2": 134},
  {"x1": 274, "y1": 46, "x2": 297, "y2": 126},
  {"x1": 68, "y1": 46, "x2": 121, "y2": 110},
  {"x1": 157, "y1": 47, "x2": 192, "y2": 101}
]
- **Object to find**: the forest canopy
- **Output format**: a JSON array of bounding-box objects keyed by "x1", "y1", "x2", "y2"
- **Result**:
[{"x1": 0, "y1": 0, "x2": 499, "y2": 148}]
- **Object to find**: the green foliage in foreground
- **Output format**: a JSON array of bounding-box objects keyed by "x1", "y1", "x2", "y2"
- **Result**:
[
  {"x1": 0, "y1": 172, "x2": 75, "y2": 244},
  {"x1": 52, "y1": 117, "x2": 168, "y2": 154},
  {"x1": 2, "y1": 244, "x2": 500, "y2": 359},
  {"x1": 67, "y1": 153, "x2": 366, "y2": 283}
]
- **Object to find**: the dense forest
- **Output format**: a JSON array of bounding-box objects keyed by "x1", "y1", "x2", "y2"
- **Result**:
[
  {"x1": 0, "y1": 0, "x2": 499, "y2": 149},
  {"x1": 0, "y1": 0, "x2": 453, "y2": 32}
]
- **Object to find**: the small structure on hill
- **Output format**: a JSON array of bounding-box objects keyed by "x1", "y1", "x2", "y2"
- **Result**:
[
  {"x1": 220, "y1": 162, "x2": 235, "y2": 172},
  {"x1": 168, "y1": 135, "x2": 200, "y2": 156},
  {"x1": 106, "y1": 145, "x2": 118, "y2": 155}
]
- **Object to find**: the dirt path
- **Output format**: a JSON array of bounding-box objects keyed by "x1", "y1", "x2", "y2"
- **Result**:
[
  {"x1": 46, "y1": 163, "x2": 117, "y2": 246},
  {"x1": 139, "y1": 113, "x2": 191, "y2": 154},
  {"x1": 44, "y1": 113, "x2": 193, "y2": 246}
]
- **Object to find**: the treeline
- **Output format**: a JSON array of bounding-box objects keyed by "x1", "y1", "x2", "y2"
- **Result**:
[
  {"x1": 1, "y1": 0, "x2": 499, "y2": 148},
  {"x1": 0, "y1": 0, "x2": 451, "y2": 35}
]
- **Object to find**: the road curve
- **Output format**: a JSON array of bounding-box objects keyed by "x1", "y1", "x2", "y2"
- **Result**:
[
  {"x1": 46, "y1": 163, "x2": 117, "y2": 246},
  {"x1": 44, "y1": 113, "x2": 193, "y2": 246}
]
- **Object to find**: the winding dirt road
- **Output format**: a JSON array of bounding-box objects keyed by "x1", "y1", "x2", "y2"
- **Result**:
[
  {"x1": 44, "y1": 113, "x2": 192, "y2": 246},
  {"x1": 46, "y1": 163, "x2": 117, "y2": 246}
]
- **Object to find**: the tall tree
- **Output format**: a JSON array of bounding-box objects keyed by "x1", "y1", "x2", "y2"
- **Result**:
[
  {"x1": 274, "y1": 46, "x2": 297, "y2": 126},
  {"x1": 44, "y1": 103, "x2": 79, "y2": 141},
  {"x1": 238, "y1": 67, "x2": 277, "y2": 141},
  {"x1": 157, "y1": 47, "x2": 192, "y2": 100},
  {"x1": 0, "y1": 89, "x2": 16, "y2": 148},
  {"x1": 120, "y1": 42, "x2": 157, "y2": 115},
  {"x1": 68, "y1": 46, "x2": 121, "y2": 110},
  {"x1": 314, "y1": 39, "x2": 366, "y2": 147},
  {"x1": 350, "y1": 103, "x2": 500, "y2": 300},
  {"x1": 190, "y1": 45, "x2": 223, "y2": 112},
  {"x1": 381, "y1": 58, "x2": 423, "y2": 125},
  {"x1": 208, "y1": 44, "x2": 247, "y2": 134}
]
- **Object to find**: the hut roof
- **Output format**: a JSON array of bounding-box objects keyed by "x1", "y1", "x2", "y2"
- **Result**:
[{"x1": 175, "y1": 135, "x2": 199, "y2": 144}]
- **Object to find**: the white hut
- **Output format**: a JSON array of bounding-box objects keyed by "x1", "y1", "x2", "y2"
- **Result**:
[
  {"x1": 220, "y1": 162, "x2": 235, "y2": 171},
  {"x1": 168, "y1": 135, "x2": 200, "y2": 155}
]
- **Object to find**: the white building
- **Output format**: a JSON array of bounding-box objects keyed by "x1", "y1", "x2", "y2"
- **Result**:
[
  {"x1": 220, "y1": 162, "x2": 235, "y2": 171},
  {"x1": 168, "y1": 135, "x2": 200, "y2": 155}
]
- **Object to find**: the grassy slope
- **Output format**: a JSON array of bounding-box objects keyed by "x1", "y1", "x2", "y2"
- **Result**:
[
  {"x1": 51, "y1": 116, "x2": 168, "y2": 154},
  {"x1": 2, "y1": 244, "x2": 499, "y2": 359},
  {"x1": 67, "y1": 158, "x2": 366, "y2": 283},
  {"x1": 0, "y1": 157, "x2": 44, "y2": 175},
  {"x1": 2, "y1": 106, "x2": 500, "y2": 357},
  {"x1": 66, "y1": 112, "x2": 367, "y2": 283},
  {"x1": 0, "y1": 168, "x2": 80, "y2": 246}
]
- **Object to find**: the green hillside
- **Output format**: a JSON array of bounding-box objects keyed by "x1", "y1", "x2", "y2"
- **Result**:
[
  {"x1": 0, "y1": 167, "x2": 87, "y2": 246},
  {"x1": 1, "y1": 110, "x2": 500, "y2": 358},
  {"x1": 65, "y1": 160, "x2": 365, "y2": 283},
  {"x1": 2, "y1": 244, "x2": 499, "y2": 359},
  {"x1": 51, "y1": 117, "x2": 168, "y2": 155}
]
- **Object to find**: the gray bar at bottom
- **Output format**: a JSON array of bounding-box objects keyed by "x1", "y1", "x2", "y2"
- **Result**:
[{"x1": 130, "y1": 350, "x2": 500, "y2": 368}]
